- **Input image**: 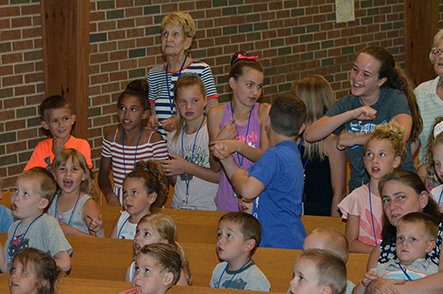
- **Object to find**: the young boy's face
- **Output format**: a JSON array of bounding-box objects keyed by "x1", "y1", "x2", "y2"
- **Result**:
[
  {"x1": 41, "y1": 107, "x2": 75, "y2": 140},
  {"x1": 289, "y1": 257, "x2": 324, "y2": 294},
  {"x1": 396, "y1": 221, "x2": 435, "y2": 266},
  {"x1": 11, "y1": 176, "x2": 48, "y2": 223},
  {"x1": 9, "y1": 259, "x2": 39, "y2": 294},
  {"x1": 216, "y1": 220, "x2": 251, "y2": 266},
  {"x1": 133, "y1": 254, "x2": 172, "y2": 294}
]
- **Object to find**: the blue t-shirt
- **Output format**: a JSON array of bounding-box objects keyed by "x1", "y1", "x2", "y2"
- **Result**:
[
  {"x1": 0, "y1": 205, "x2": 13, "y2": 233},
  {"x1": 249, "y1": 140, "x2": 307, "y2": 249}
]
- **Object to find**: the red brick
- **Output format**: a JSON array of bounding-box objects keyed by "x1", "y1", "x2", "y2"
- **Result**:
[
  {"x1": 108, "y1": 30, "x2": 126, "y2": 41},
  {"x1": 99, "y1": 42, "x2": 118, "y2": 52},
  {"x1": 110, "y1": 50, "x2": 127, "y2": 61},
  {"x1": 126, "y1": 7, "x2": 142, "y2": 17},
  {"x1": 15, "y1": 84, "x2": 35, "y2": 96},
  {"x1": 127, "y1": 28, "x2": 144, "y2": 38},
  {"x1": 110, "y1": 71, "x2": 127, "y2": 82},
  {"x1": 0, "y1": 29, "x2": 21, "y2": 41},
  {"x1": 12, "y1": 40, "x2": 34, "y2": 51},
  {"x1": 91, "y1": 74, "x2": 109, "y2": 86},
  {"x1": 21, "y1": 4, "x2": 40, "y2": 15},
  {"x1": 98, "y1": 21, "x2": 117, "y2": 31},
  {"x1": 90, "y1": 53, "x2": 109, "y2": 64},
  {"x1": 116, "y1": 0, "x2": 133, "y2": 8},
  {"x1": 6, "y1": 120, "x2": 25, "y2": 132},
  {"x1": 117, "y1": 19, "x2": 135, "y2": 29},
  {"x1": 3, "y1": 75, "x2": 23, "y2": 87},
  {"x1": 253, "y1": 3, "x2": 268, "y2": 12},
  {"x1": 0, "y1": 65, "x2": 13, "y2": 76},
  {"x1": 162, "y1": 3, "x2": 178, "y2": 13},
  {"x1": 17, "y1": 128, "x2": 38, "y2": 140},
  {"x1": 11, "y1": 17, "x2": 32, "y2": 28},
  {"x1": 0, "y1": 7, "x2": 20, "y2": 17},
  {"x1": 90, "y1": 11, "x2": 106, "y2": 22}
]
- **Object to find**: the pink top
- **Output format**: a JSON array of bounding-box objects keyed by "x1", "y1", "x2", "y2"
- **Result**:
[
  {"x1": 215, "y1": 102, "x2": 261, "y2": 211},
  {"x1": 338, "y1": 185, "x2": 384, "y2": 246}
]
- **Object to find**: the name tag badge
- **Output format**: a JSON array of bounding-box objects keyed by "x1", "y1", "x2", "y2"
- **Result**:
[{"x1": 179, "y1": 205, "x2": 196, "y2": 210}]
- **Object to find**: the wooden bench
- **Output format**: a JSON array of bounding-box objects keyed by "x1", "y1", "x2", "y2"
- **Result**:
[
  {"x1": 0, "y1": 275, "x2": 289, "y2": 294},
  {"x1": 1, "y1": 191, "x2": 346, "y2": 242},
  {"x1": 0, "y1": 233, "x2": 368, "y2": 292}
]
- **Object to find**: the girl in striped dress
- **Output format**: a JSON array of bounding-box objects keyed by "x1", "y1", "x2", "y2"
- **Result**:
[{"x1": 98, "y1": 80, "x2": 168, "y2": 206}]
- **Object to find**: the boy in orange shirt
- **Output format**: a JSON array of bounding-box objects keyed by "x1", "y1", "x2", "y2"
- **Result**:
[{"x1": 24, "y1": 95, "x2": 92, "y2": 170}]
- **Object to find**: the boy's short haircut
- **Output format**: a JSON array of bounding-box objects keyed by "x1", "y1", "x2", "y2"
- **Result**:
[
  {"x1": 269, "y1": 92, "x2": 306, "y2": 137},
  {"x1": 40, "y1": 95, "x2": 72, "y2": 121},
  {"x1": 21, "y1": 167, "x2": 56, "y2": 203},
  {"x1": 219, "y1": 212, "x2": 262, "y2": 255},
  {"x1": 298, "y1": 249, "x2": 347, "y2": 294},
  {"x1": 307, "y1": 227, "x2": 349, "y2": 263},
  {"x1": 398, "y1": 212, "x2": 439, "y2": 241},
  {"x1": 138, "y1": 243, "x2": 182, "y2": 288}
]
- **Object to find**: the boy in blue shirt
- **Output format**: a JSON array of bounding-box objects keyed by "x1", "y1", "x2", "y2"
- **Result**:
[{"x1": 211, "y1": 92, "x2": 307, "y2": 249}]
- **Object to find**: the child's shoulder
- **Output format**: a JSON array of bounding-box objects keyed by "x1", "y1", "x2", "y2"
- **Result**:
[
  {"x1": 146, "y1": 130, "x2": 165, "y2": 144},
  {"x1": 207, "y1": 104, "x2": 225, "y2": 119},
  {"x1": 104, "y1": 129, "x2": 118, "y2": 141}
]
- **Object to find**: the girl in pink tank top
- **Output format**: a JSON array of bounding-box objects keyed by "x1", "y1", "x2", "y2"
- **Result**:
[{"x1": 207, "y1": 51, "x2": 271, "y2": 211}]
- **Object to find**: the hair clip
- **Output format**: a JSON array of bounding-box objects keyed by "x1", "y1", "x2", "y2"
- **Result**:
[
  {"x1": 238, "y1": 54, "x2": 259, "y2": 60},
  {"x1": 434, "y1": 121, "x2": 443, "y2": 138}
]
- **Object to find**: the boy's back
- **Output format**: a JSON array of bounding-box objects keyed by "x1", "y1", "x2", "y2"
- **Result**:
[{"x1": 248, "y1": 140, "x2": 306, "y2": 249}]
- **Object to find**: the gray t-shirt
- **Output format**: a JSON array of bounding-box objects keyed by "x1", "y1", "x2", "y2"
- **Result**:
[
  {"x1": 210, "y1": 261, "x2": 270, "y2": 291},
  {"x1": 48, "y1": 194, "x2": 92, "y2": 234},
  {"x1": 5, "y1": 214, "x2": 73, "y2": 272}
]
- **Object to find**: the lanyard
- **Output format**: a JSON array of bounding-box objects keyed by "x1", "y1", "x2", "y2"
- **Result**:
[
  {"x1": 397, "y1": 262, "x2": 412, "y2": 281},
  {"x1": 218, "y1": 257, "x2": 252, "y2": 288},
  {"x1": 10, "y1": 214, "x2": 43, "y2": 262},
  {"x1": 122, "y1": 126, "x2": 143, "y2": 174},
  {"x1": 54, "y1": 190, "x2": 81, "y2": 226},
  {"x1": 230, "y1": 102, "x2": 254, "y2": 168},
  {"x1": 439, "y1": 189, "x2": 443, "y2": 206},
  {"x1": 117, "y1": 215, "x2": 131, "y2": 239},
  {"x1": 165, "y1": 56, "x2": 187, "y2": 115},
  {"x1": 368, "y1": 184, "x2": 379, "y2": 246},
  {"x1": 298, "y1": 135, "x2": 311, "y2": 179},
  {"x1": 356, "y1": 89, "x2": 383, "y2": 185},
  {"x1": 181, "y1": 115, "x2": 206, "y2": 202}
]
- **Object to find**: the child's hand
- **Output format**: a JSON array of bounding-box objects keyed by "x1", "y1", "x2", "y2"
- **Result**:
[
  {"x1": 52, "y1": 137, "x2": 65, "y2": 156},
  {"x1": 148, "y1": 116, "x2": 159, "y2": 131},
  {"x1": 87, "y1": 214, "x2": 104, "y2": 236},
  {"x1": 160, "y1": 154, "x2": 189, "y2": 176},
  {"x1": 216, "y1": 119, "x2": 237, "y2": 140},
  {"x1": 361, "y1": 270, "x2": 381, "y2": 287},
  {"x1": 351, "y1": 105, "x2": 377, "y2": 121},
  {"x1": 161, "y1": 116, "x2": 177, "y2": 132},
  {"x1": 210, "y1": 142, "x2": 232, "y2": 159},
  {"x1": 337, "y1": 130, "x2": 357, "y2": 150}
]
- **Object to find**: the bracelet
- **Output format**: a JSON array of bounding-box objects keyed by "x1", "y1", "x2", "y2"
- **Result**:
[{"x1": 96, "y1": 232, "x2": 102, "y2": 237}]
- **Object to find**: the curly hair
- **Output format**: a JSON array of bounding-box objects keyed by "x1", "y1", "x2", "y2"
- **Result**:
[
  {"x1": 124, "y1": 160, "x2": 168, "y2": 209},
  {"x1": 423, "y1": 116, "x2": 443, "y2": 185},
  {"x1": 363, "y1": 120, "x2": 406, "y2": 160}
]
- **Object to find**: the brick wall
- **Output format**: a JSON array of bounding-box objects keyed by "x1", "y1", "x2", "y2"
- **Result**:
[{"x1": 0, "y1": 0, "x2": 423, "y2": 190}]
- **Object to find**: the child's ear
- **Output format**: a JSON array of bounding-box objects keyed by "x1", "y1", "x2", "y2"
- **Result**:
[
  {"x1": 393, "y1": 155, "x2": 401, "y2": 169},
  {"x1": 142, "y1": 109, "x2": 149, "y2": 120},
  {"x1": 298, "y1": 123, "x2": 305, "y2": 136},
  {"x1": 229, "y1": 77, "x2": 236, "y2": 90},
  {"x1": 244, "y1": 239, "x2": 256, "y2": 252},
  {"x1": 70, "y1": 114, "x2": 76, "y2": 125},
  {"x1": 163, "y1": 272, "x2": 174, "y2": 287},
  {"x1": 41, "y1": 120, "x2": 50, "y2": 130},
  {"x1": 38, "y1": 198, "x2": 49, "y2": 210},
  {"x1": 147, "y1": 192, "x2": 158, "y2": 205},
  {"x1": 426, "y1": 240, "x2": 436, "y2": 253},
  {"x1": 320, "y1": 285, "x2": 332, "y2": 294}
]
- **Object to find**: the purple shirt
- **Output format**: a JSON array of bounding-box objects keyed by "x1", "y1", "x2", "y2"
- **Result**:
[{"x1": 215, "y1": 102, "x2": 261, "y2": 211}]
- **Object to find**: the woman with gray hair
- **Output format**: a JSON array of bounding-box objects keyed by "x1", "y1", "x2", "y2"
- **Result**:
[
  {"x1": 416, "y1": 29, "x2": 443, "y2": 189},
  {"x1": 147, "y1": 11, "x2": 218, "y2": 139}
]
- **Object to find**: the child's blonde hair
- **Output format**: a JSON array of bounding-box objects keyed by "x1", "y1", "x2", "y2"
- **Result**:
[
  {"x1": 124, "y1": 160, "x2": 168, "y2": 209},
  {"x1": 363, "y1": 120, "x2": 406, "y2": 160},
  {"x1": 424, "y1": 116, "x2": 443, "y2": 183},
  {"x1": 171, "y1": 75, "x2": 206, "y2": 143},
  {"x1": 306, "y1": 227, "x2": 349, "y2": 263},
  {"x1": 11, "y1": 248, "x2": 62, "y2": 294},
  {"x1": 51, "y1": 149, "x2": 97, "y2": 200},
  {"x1": 138, "y1": 213, "x2": 192, "y2": 285},
  {"x1": 291, "y1": 75, "x2": 335, "y2": 160},
  {"x1": 137, "y1": 243, "x2": 182, "y2": 289},
  {"x1": 297, "y1": 249, "x2": 347, "y2": 294},
  {"x1": 20, "y1": 167, "x2": 56, "y2": 204}
]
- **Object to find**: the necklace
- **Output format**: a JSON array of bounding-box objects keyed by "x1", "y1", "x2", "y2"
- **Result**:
[
  {"x1": 9, "y1": 214, "x2": 43, "y2": 262},
  {"x1": 368, "y1": 184, "x2": 379, "y2": 245},
  {"x1": 181, "y1": 115, "x2": 206, "y2": 203},
  {"x1": 217, "y1": 257, "x2": 252, "y2": 288},
  {"x1": 122, "y1": 126, "x2": 143, "y2": 174},
  {"x1": 230, "y1": 102, "x2": 254, "y2": 168},
  {"x1": 117, "y1": 215, "x2": 131, "y2": 239},
  {"x1": 357, "y1": 89, "x2": 383, "y2": 185},
  {"x1": 165, "y1": 56, "x2": 188, "y2": 115},
  {"x1": 54, "y1": 190, "x2": 82, "y2": 227}
]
